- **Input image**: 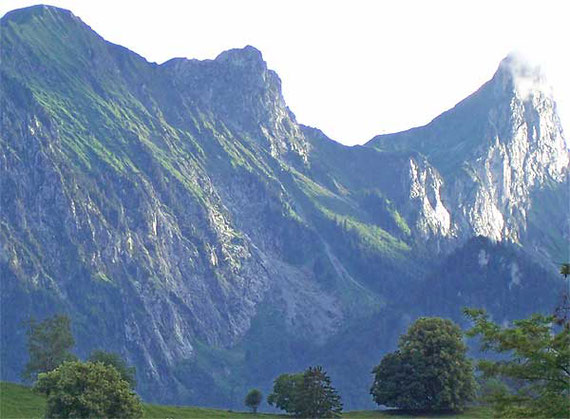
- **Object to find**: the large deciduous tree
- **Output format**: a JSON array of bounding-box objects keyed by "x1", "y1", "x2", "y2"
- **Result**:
[
  {"x1": 267, "y1": 372, "x2": 303, "y2": 414},
  {"x1": 268, "y1": 366, "x2": 342, "y2": 417},
  {"x1": 370, "y1": 317, "x2": 476, "y2": 412},
  {"x1": 34, "y1": 360, "x2": 143, "y2": 418},
  {"x1": 22, "y1": 314, "x2": 76, "y2": 381},
  {"x1": 87, "y1": 350, "x2": 136, "y2": 389}
]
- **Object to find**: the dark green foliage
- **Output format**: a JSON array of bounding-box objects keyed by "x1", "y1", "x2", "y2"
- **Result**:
[
  {"x1": 268, "y1": 366, "x2": 342, "y2": 417},
  {"x1": 371, "y1": 317, "x2": 476, "y2": 411},
  {"x1": 267, "y1": 373, "x2": 303, "y2": 414},
  {"x1": 22, "y1": 314, "x2": 76, "y2": 382},
  {"x1": 464, "y1": 308, "x2": 570, "y2": 417},
  {"x1": 34, "y1": 361, "x2": 143, "y2": 418},
  {"x1": 88, "y1": 350, "x2": 136, "y2": 389},
  {"x1": 298, "y1": 366, "x2": 343, "y2": 418},
  {"x1": 420, "y1": 237, "x2": 561, "y2": 321},
  {"x1": 560, "y1": 263, "x2": 570, "y2": 278},
  {"x1": 370, "y1": 351, "x2": 425, "y2": 409},
  {"x1": 244, "y1": 388, "x2": 262, "y2": 413}
]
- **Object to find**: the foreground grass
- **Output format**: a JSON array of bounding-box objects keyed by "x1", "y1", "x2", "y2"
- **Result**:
[
  {"x1": 0, "y1": 382, "x2": 491, "y2": 418},
  {"x1": 343, "y1": 407, "x2": 493, "y2": 418},
  {"x1": 0, "y1": 382, "x2": 274, "y2": 418},
  {"x1": 0, "y1": 382, "x2": 46, "y2": 419},
  {"x1": 143, "y1": 403, "x2": 277, "y2": 418}
]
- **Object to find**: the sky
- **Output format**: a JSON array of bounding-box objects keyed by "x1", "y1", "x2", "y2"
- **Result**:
[{"x1": 1, "y1": 0, "x2": 568, "y2": 145}]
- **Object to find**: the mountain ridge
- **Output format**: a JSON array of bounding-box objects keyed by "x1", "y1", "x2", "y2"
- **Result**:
[{"x1": 1, "y1": 5, "x2": 568, "y2": 409}]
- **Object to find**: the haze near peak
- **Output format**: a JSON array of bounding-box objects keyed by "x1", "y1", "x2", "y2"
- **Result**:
[{"x1": 496, "y1": 51, "x2": 553, "y2": 101}]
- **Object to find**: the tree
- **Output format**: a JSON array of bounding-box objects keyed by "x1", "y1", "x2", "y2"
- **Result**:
[
  {"x1": 267, "y1": 373, "x2": 303, "y2": 414},
  {"x1": 268, "y1": 366, "x2": 342, "y2": 417},
  {"x1": 370, "y1": 317, "x2": 476, "y2": 411},
  {"x1": 88, "y1": 350, "x2": 136, "y2": 389},
  {"x1": 464, "y1": 308, "x2": 570, "y2": 417},
  {"x1": 554, "y1": 263, "x2": 570, "y2": 325},
  {"x1": 34, "y1": 360, "x2": 143, "y2": 418},
  {"x1": 244, "y1": 388, "x2": 262, "y2": 414},
  {"x1": 23, "y1": 314, "x2": 76, "y2": 381},
  {"x1": 297, "y1": 366, "x2": 342, "y2": 418},
  {"x1": 560, "y1": 263, "x2": 570, "y2": 278}
]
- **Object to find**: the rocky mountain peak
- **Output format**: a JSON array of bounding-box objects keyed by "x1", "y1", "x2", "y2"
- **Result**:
[
  {"x1": 162, "y1": 45, "x2": 308, "y2": 162},
  {"x1": 3, "y1": 4, "x2": 70, "y2": 21},
  {"x1": 491, "y1": 52, "x2": 553, "y2": 102},
  {"x1": 215, "y1": 45, "x2": 265, "y2": 69},
  {"x1": 2, "y1": 5, "x2": 87, "y2": 33},
  {"x1": 214, "y1": 44, "x2": 282, "y2": 93},
  {"x1": 162, "y1": 45, "x2": 277, "y2": 93},
  {"x1": 366, "y1": 53, "x2": 568, "y2": 246}
]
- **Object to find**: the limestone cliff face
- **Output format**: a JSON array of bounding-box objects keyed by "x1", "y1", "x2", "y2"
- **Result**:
[
  {"x1": 393, "y1": 156, "x2": 450, "y2": 240},
  {"x1": 369, "y1": 54, "x2": 569, "y2": 255},
  {"x1": 1, "y1": 5, "x2": 567, "y2": 409}
]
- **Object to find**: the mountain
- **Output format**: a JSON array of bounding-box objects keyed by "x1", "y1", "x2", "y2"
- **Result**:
[
  {"x1": 368, "y1": 55, "x2": 569, "y2": 255},
  {"x1": 1, "y1": 5, "x2": 568, "y2": 409}
]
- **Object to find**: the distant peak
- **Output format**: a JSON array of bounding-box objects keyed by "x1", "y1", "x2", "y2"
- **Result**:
[
  {"x1": 493, "y1": 52, "x2": 552, "y2": 100},
  {"x1": 2, "y1": 4, "x2": 75, "y2": 23},
  {"x1": 498, "y1": 52, "x2": 546, "y2": 80},
  {"x1": 215, "y1": 45, "x2": 265, "y2": 68}
]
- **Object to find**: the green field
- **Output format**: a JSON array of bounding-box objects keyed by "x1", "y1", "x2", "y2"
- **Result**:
[
  {"x1": 0, "y1": 382, "x2": 46, "y2": 419},
  {"x1": 342, "y1": 408, "x2": 492, "y2": 418},
  {"x1": 0, "y1": 382, "x2": 491, "y2": 418}
]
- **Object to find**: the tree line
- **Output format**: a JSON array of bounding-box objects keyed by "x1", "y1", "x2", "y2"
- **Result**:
[
  {"x1": 246, "y1": 264, "x2": 570, "y2": 417},
  {"x1": 22, "y1": 264, "x2": 570, "y2": 417}
]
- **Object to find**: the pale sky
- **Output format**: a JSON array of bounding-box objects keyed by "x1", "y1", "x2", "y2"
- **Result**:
[{"x1": 1, "y1": 0, "x2": 568, "y2": 145}]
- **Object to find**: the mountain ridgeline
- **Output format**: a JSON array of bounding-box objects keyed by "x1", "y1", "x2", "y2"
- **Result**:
[{"x1": 1, "y1": 5, "x2": 568, "y2": 409}]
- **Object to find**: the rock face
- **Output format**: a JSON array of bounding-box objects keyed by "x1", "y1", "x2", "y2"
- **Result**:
[
  {"x1": 369, "y1": 55, "x2": 569, "y2": 250},
  {"x1": 1, "y1": 5, "x2": 568, "y2": 409}
]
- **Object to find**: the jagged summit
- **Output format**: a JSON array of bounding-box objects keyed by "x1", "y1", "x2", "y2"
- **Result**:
[
  {"x1": 367, "y1": 51, "x2": 568, "y2": 244},
  {"x1": 498, "y1": 52, "x2": 545, "y2": 80},
  {"x1": 216, "y1": 45, "x2": 265, "y2": 66},
  {"x1": 162, "y1": 45, "x2": 272, "y2": 86},
  {"x1": 368, "y1": 52, "x2": 562, "y2": 153},
  {"x1": 491, "y1": 52, "x2": 552, "y2": 101},
  {"x1": 162, "y1": 45, "x2": 265, "y2": 67}
]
